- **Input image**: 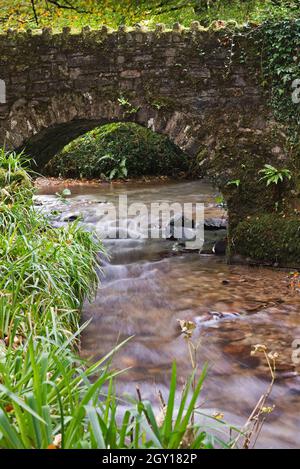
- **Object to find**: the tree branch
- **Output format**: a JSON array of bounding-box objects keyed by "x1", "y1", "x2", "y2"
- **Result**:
[
  {"x1": 47, "y1": 0, "x2": 92, "y2": 14},
  {"x1": 31, "y1": 0, "x2": 39, "y2": 25},
  {"x1": 143, "y1": 1, "x2": 209, "y2": 18}
]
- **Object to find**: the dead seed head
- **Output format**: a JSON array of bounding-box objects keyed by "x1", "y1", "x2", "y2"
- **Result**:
[
  {"x1": 251, "y1": 344, "x2": 267, "y2": 355},
  {"x1": 268, "y1": 352, "x2": 279, "y2": 360},
  {"x1": 177, "y1": 319, "x2": 196, "y2": 337},
  {"x1": 261, "y1": 406, "x2": 275, "y2": 414}
]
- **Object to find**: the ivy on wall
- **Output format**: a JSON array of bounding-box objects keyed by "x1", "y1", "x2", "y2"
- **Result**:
[
  {"x1": 225, "y1": 19, "x2": 300, "y2": 129},
  {"x1": 258, "y1": 19, "x2": 300, "y2": 128},
  {"x1": 227, "y1": 19, "x2": 300, "y2": 147}
]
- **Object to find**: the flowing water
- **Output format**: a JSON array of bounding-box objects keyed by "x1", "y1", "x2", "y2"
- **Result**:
[{"x1": 36, "y1": 178, "x2": 300, "y2": 449}]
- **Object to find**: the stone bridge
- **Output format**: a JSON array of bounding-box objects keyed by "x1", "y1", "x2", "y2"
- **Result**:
[
  {"x1": 0, "y1": 23, "x2": 297, "y2": 266},
  {"x1": 0, "y1": 23, "x2": 277, "y2": 169}
]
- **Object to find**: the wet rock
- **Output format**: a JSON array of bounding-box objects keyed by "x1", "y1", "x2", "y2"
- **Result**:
[
  {"x1": 165, "y1": 215, "x2": 228, "y2": 252},
  {"x1": 209, "y1": 311, "x2": 239, "y2": 320},
  {"x1": 204, "y1": 217, "x2": 228, "y2": 230},
  {"x1": 212, "y1": 239, "x2": 227, "y2": 255},
  {"x1": 166, "y1": 214, "x2": 195, "y2": 240},
  {"x1": 194, "y1": 311, "x2": 240, "y2": 328},
  {"x1": 166, "y1": 215, "x2": 199, "y2": 250},
  {"x1": 201, "y1": 218, "x2": 228, "y2": 254},
  {"x1": 33, "y1": 199, "x2": 43, "y2": 206},
  {"x1": 200, "y1": 229, "x2": 227, "y2": 254},
  {"x1": 62, "y1": 212, "x2": 82, "y2": 222},
  {"x1": 84, "y1": 212, "x2": 102, "y2": 223}
]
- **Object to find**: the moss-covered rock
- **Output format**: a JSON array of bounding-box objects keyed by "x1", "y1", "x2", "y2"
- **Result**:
[
  {"x1": 195, "y1": 121, "x2": 298, "y2": 235},
  {"x1": 45, "y1": 123, "x2": 189, "y2": 179},
  {"x1": 231, "y1": 213, "x2": 300, "y2": 266}
]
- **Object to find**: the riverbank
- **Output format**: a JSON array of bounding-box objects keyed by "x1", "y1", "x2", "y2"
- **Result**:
[{"x1": 35, "y1": 174, "x2": 185, "y2": 189}]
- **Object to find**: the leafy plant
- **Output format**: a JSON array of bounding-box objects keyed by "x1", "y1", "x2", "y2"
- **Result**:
[
  {"x1": 0, "y1": 147, "x2": 30, "y2": 175},
  {"x1": 99, "y1": 154, "x2": 128, "y2": 180},
  {"x1": 257, "y1": 19, "x2": 300, "y2": 127},
  {"x1": 151, "y1": 100, "x2": 166, "y2": 110},
  {"x1": 215, "y1": 194, "x2": 227, "y2": 209},
  {"x1": 0, "y1": 333, "x2": 132, "y2": 449},
  {"x1": 55, "y1": 188, "x2": 72, "y2": 201},
  {"x1": 117, "y1": 96, "x2": 139, "y2": 115},
  {"x1": 227, "y1": 179, "x2": 241, "y2": 187},
  {"x1": 0, "y1": 148, "x2": 33, "y2": 203},
  {"x1": 259, "y1": 164, "x2": 292, "y2": 186},
  {"x1": 117, "y1": 96, "x2": 130, "y2": 107},
  {"x1": 128, "y1": 362, "x2": 213, "y2": 449}
]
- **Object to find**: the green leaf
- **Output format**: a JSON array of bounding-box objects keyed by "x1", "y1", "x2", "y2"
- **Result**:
[
  {"x1": 163, "y1": 361, "x2": 177, "y2": 439},
  {"x1": 0, "y1": 408, "x2": 24, "y2": 448},
  {"x1": 85, "y1": 406, "x2": 105, "y2": 449}
]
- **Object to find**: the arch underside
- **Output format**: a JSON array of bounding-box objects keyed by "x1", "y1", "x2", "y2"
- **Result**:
[
  {"x1": 1, "y1": 93, "x2": 203, "y2": 169},
  {"x1": 22, "y1": 119, "x2": 108, "y2": 168}
]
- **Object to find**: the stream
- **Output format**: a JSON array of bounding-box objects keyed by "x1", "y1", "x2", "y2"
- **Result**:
[{"x1": 36, "y1": 178, "x2": 300, "y2": 449}]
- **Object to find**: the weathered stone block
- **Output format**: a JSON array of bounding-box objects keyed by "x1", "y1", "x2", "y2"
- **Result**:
[{"x1": 120, "y1": 70, "x2": 141, "y2": 79}]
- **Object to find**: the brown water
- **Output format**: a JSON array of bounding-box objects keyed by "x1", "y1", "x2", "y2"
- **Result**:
[{"x1": 36, "y1": 179, "x2": 300, "y2": 449}]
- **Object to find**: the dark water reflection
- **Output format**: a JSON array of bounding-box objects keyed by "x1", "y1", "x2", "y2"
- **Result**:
[{"x1": 37, "y1": 179, "x2": 300, "y2": 449}]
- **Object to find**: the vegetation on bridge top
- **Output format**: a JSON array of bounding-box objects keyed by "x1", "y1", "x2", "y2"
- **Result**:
[{"x1": 0, "y1": 1, "x2": 299, "y2": 33}]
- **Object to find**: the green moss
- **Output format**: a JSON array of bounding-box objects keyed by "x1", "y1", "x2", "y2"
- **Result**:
[
  {"x1": 196, "y1": 124, "x2": 296, "y2": 227},
  {"x1": 45, "y1": 122, "x2": 189, "y2": 179},
  {"x1": 232, "y1": 213, "x2": 300, "y2": 266}
]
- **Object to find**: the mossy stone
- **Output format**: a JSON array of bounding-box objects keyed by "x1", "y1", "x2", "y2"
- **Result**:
[
  {"x1": 45, "y1": 123, "x2": 189, "y2": 179},
  {"x1": 232, "y1": 213, "x2": 300, "y2": 266}
]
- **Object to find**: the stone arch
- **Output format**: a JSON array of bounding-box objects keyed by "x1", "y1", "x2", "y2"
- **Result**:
[{"x1": 3, "y1": 91, "x2": 203, "y2": 169}]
